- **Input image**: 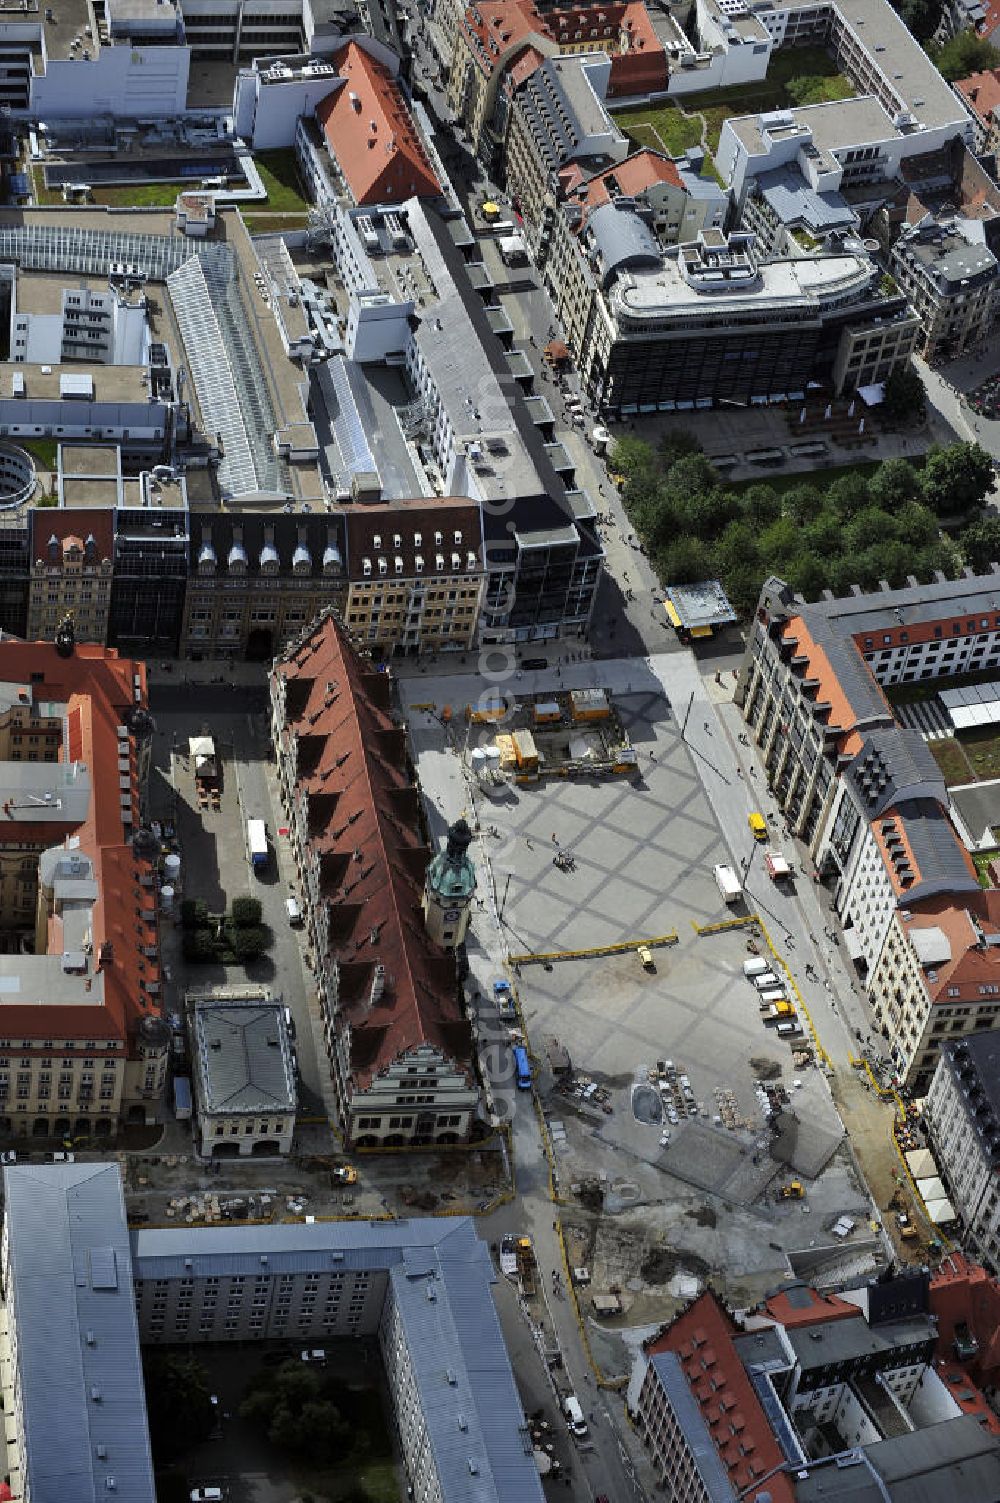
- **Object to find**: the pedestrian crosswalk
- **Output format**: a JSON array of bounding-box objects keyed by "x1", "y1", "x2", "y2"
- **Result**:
[{"x1": 894, "y1": 699, "x2": 953, "y2": 740}]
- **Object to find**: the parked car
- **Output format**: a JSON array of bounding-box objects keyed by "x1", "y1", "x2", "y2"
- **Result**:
[
  {"x1": 286, "y1": 895, "x2": 303, "y2": 926},
  {"x1": 301, "y1": 1348, "x2": 327, "y2": 1365},
  {"x1": 190, "y1": 1490, "x2": 223, "y2": 1502}
]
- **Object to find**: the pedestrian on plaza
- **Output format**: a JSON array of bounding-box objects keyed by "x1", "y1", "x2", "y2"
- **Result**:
[
  {"x1": 552, "y1": 833, "x2": 558, "y2": 844},
  {"x1": 526, "y1": 837, "x2": 534, "y2": 850}
]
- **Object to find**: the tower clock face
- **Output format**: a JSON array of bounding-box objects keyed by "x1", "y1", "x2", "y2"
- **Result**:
[{"x1": 443, "y1": 908, "x2": 461, "y2": 922}]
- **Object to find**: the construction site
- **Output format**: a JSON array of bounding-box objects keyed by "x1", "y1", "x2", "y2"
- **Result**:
[{"x1": 465, "y1": 686, "x2": 638, "y2": 782}]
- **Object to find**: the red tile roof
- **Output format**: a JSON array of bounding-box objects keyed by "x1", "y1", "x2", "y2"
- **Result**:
[
  {"x1": 29, "y1": 507, "x2": 114, "y2": 564},
  {"x1": 644, "y1": 1291, "x2": 796, "y2": 1502},
  {"x1": 316, "y1": 42, "x2": 441, "y2": 206},
  {"x1": 955, "y1": 69, "x2": 1000, "y2": 125},
  {"x1": 461, "y1": 0, "x2": 665, "y2": 91},
  {"x1": 574, "y1": 149, "x2": 683, "y2": 226},
  {"x1": 608, "y1": 2, "x2": 667, "y2": 95},
  {"x1": 932, "y1": 1252, "x2": 1000, "y2": 1390},
  {"x1": 0, "y1": 641, "x2": 157, "y2": 1045},
  {"x1": 275, "y1": 614, "x2": 472, "y2": 1092},
  {"x1": 763, "y1": 1286, "x2": 862, "y2": 1328}
]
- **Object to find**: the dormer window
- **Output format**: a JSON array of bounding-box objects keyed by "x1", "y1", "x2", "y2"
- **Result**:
[
  {"x1": 395, "y1": 556, "x2": 404, "y2": 573},
  {"x1": 434, "y1": 531, "x2": 443, "y2": 546},
  {"x1": 373, "y1": 534, "x2": 382, "y2": 549},
  {"x1": 363, "y1": 557, "x2": 372, "y2": 576},
  {"x1": 393, "y1": 533, "x2": 402, "y2": 548},
  {"x1": 436, "y1": 554, "x2": 445, "y2": 571},
  {"x1": 452, "y1": 553, "x2": 461, "y2": 569},
  {"x1": 415, "y1": 555, "x2": 424, "y2": 573},
  {"x1": 466, "y1": 551, "x2": 477, "y2": 570},
  {"x1": 414, "y1": 532, "x2": 422, "y2": 547},
  {"x1": 379, "y1": 557, "x2": 388, "y2": 574},
  {"x1": 454, "y1": 530, "x2": 463, "y2": 545}
]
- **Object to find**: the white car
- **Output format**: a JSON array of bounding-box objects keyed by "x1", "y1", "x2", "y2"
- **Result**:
[
  {"x1": 190, "y1": 1490, "x2": 223, "y2": 1502},
  {"x1": 301, "y1": 1348, "x2": 327, "y2": 1364}
]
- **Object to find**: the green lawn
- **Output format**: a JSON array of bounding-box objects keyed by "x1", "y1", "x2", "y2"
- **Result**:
[
  {"x1": 92, "y1": 181, "x2": 188, "y2": 207},
  {"x1": 928, "y1": 736, "x2": 975, "y2": 786},
  {"x1": 724, "y1": 458, "x2": 913, "y2": 499},
  {"x1": 243, "y1": 211, "x2": 311, "y2": 235},
  {"x1": 19, "y1": 438, "x2": 58, "y2": 471},
  {"x1": 613, "y1": 104, "x2": 703, "y2": 156},
  {"x1": 613, "y1": 47, "x2": 853, "y2": 156},
  {"x1": 960, "y1": 727, "x2": 1000, "y2": 782},
  {"x1": 973, "y1": 848, "x2": 1000, "y2": 887},
  {"x1": 254, "y1": 149, "x2": 311, "y2": 212}
]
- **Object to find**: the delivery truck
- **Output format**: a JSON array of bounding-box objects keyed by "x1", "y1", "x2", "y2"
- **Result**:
[
  {"x1": 247, "y1": 818, "x2": 268, "y2": 874},
  {"x1": 765, "y1": 848, "x2": 792, "y2": 881},
  {"x1": 713, "y1": 863, "x2": 742, "y2": 904}
]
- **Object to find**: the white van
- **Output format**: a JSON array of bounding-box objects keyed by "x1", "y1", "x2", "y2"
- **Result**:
[
  {"x1": 285, "y1": 895, "x2": 303, "y2": 926},
  {"x1": 562, "y1": 1395, "x2": 589, "y2": 1437},
  {"x1": 744, "y1": 957, "x2": 768, "y2": 978},
  {"x1": 753, "y1": 971, "x2": 780, "y2": 991}
]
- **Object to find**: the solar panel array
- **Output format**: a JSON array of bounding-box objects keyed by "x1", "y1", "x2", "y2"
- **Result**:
[
  {"x1": 0, "y1": 224, "x2": 287, "y2": 496},
  {"x1": 167, "y1": 258, "x2": 259, "y2": 498},
  {"x1": 940, "y1": 681, "x2": 1000, "y2": 730},
  {"x1": 328, "y1": 355, "x2": 378, "y2": 478}
]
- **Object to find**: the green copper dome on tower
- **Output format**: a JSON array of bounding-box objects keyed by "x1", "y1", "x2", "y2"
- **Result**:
[{"x1": 426, "y1": 816, "x2": 477, "y2": 900}]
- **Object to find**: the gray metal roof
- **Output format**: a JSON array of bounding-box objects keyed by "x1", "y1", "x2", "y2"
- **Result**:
[
  {"x1": 893, "y1": 798, "x2": 983, "y2": 901},
  {"x1": 191, "y1": 999, "x2": 297, "y2": 1116},
  {"x1": 586, "y1": 202, "x2": 661, "y2": 288},
  {"x1": 4, "y1": 1163, "x2": 155, "y2": 1503},
  {"x1": 756, "y1": 165, "x2": 857, "y2": 235},
  {"x1": 388, "y1": 1228, "x2": 545, "y2": 1503},
  {"x1": 939, "y1": 1030, "x2": 1000, "y2": 1160},
  {"x1": 131, "y1": 1217, "x2": 542, "y2": 1502},
  {"x1": 786, "y1": 1311, "x2": 937, "y2": 1373},
  {"x1": 131, "y1": 1215, "x2": 479, "y2": 1277},
  {"x1": 843, "y1": 728, "x2": 945, "y2": 820},
  {"x1": 648, "y1": 1353, "x2": 736, "y2": 1502},
  {"x1": 795, "y1": 1415, "x2": 1000, "y2": 1501}
]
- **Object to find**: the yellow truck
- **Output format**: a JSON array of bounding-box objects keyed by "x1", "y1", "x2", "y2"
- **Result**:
[{"x1": 748, "y1": 812, "x2": 768, "y2": 841}]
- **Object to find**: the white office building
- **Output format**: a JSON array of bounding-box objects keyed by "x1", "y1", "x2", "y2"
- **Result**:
[{"x1": 926, "y1": 1031, "x2": 1000, "y2": 1271}]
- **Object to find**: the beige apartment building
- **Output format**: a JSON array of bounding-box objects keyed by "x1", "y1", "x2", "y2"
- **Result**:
[
  {"x1": 342, "y1": 499, "x2": 485, "y2": 655},
  {"x1": 26, "y1": 510, "x2": 114, "y2": 645}
]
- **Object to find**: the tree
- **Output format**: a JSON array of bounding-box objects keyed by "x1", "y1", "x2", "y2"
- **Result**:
[
  {"x1": 657, "y1": 428, "x2": 701, "y2": 468},
  {"x1": 231, "y1": 895, "x2": 263, "y2": 927},
  {"x1": 922, "y1": 442, "x2": 995, "y2": 517},
  {"x1": 844, "y1": 506, "x2": 898, "y2": 555},
  {"x1": 962, "y1": 514, "x2": 1000, "y2": 572},
  {"x1": 714, "y1": 519, "x2": 762, "y2": 579},
  {"x1": 180, "y1": 898, "x2": 207, "y2": 930},
  {"x1": 867, "y1": 457, "x2": 923, "y2": 513},
  {"x1": 144, "y1": 1355, "x2": 215, "y2": 1463},
  {"x1": 891, "y1": 0, "x2": 942, "y2": 40},
  {"x1": 241, "y1": 1367, "x2": 351, "y2": 1465},
  {"x1": 229, "y1": 924, "x2": 268, "y2": 961},
  {"x1": 679, "y1": 484, "x2": 738, "y2": 541},
  {"x1": 780, "y1": 483, "x2": 822, "y2": 527},
  {"x1": 933, "y1": 30, "x2": 1000, "y2": 80},
  {"x1": 893, "y1": 499, "x2": 941, "y2": 549},
  {"x1": 803, "y1": 511, "x2": 844, "y2": 559},
  {"x1": 827, "y1": 471, "x2": 872, "y2": 518},
  {"x1": 183, "y1": 929, "x2": 216, "y2": 963},
  {"x1": 609, "y1": 436, "x2": 658, "y2": 482},
  {"x1": 785, "y1": 551, "x2": 831, "y2": 601},
  {"x1": 656, "y1": 534, "x2": 715, "y2": 584},
  {"x1": 758, "y1": 515, "x2": 802, "y2": 566},
  {"x1": 881, "y1": 364, "x2": 926, "y2": 424},
  {"x1": 739, "y1": 483, "x2": 782, "y2": 526}
]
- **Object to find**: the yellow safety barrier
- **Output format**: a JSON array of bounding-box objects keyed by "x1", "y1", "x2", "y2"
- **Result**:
[
  {"x1": 410, "y1": 702, "x2": 437, "y2": 712},
  {"x1": 692, "y1": 914, "x2": 758, "y2": 937},
  {"x1": 755, "y1": 916, "x2": 832, "y2": 1072},
  {"x1": 553, "y1": 1215, "x2": 628, "y2": 1390},
  {"x1": 508, "y1": 931, "x2": 679, "y2": 966}
]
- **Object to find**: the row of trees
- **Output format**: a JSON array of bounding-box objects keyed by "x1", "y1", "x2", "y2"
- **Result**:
[{"x1": 613, "y1": 435, "x2": 997, "y2": 618}]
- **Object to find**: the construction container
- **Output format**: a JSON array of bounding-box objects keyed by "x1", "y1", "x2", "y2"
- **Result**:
[
  {"x1": 512, "y1": 729, "x2": 538, "y2": 771},
  {"x1": 533, "y1": 699, "x2": 562, "y2": 725},
  {"x1": 570, "y1": 687, "x2": 610, "y2": 722}
]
